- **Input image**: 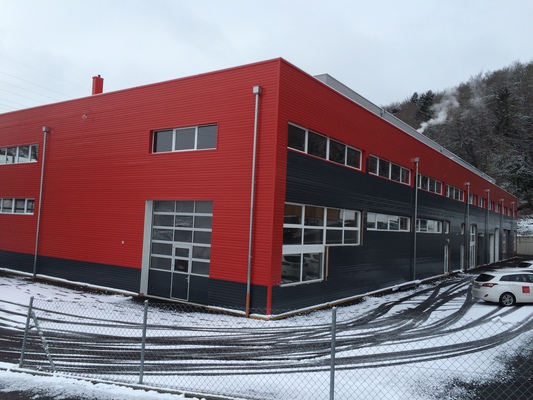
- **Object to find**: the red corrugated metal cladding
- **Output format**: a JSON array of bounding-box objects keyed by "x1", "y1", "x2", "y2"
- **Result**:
[{"x1": 0, "y1": 59, "x2": 284, "y2": 288}]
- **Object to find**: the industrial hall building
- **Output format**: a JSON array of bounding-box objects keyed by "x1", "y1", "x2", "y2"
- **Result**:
[{"x1": 0, "y1": 58, "x2": 517, "y2": 316}]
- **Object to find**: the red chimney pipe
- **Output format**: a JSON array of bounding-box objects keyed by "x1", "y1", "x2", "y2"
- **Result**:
[{"x1": 92, "y1": 75, "x2": 104, "y2": 95}]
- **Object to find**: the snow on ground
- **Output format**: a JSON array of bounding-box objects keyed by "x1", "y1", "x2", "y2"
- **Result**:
[
  {"x1": 1, "y1": 269, "x2": 533, "y2": 399},
  {"x1": 0, "y1": 364, "x2": 197, "y2": 400},
  {"x1": 0, "y1": 272, "x2": 206, "y2": 400}
]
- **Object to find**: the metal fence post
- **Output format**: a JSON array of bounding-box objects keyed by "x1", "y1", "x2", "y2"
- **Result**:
[
  {"x1": 19, "y1": 296, "x2": 34, "y2": 368},
  {"x1": 330, "y1": 306, "x2": 337, "y2": 400},
  {"x1": 139, "y1": 300, "x2": 149, "y2": 384}
]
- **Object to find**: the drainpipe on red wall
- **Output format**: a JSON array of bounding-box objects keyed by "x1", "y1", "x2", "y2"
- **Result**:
[
  {"x1": 33, "y1": 126, "x2": 51, "y2": 278},
  {"x1": 412, "y1": 157, "x2": 420, "y2": 281},
  {"x1": 465, "y1": 182, "x2": 471, "y2": 270},
  {"x1": 246, "y1": 85, "x2": 262, "y2": 318}
]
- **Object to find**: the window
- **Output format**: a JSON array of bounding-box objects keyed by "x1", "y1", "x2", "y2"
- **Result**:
[
  {"x1": 446, "y1": 185, "x2": 464, "y2": 201},
  {"x1": 284, "y1": 203, "x2": 360, "y2": 247},
  {"x1": 417, "y1": 174, "x2": 442, "y2": 194},
  {"x1": 152, "y1": 124, "x2": 217, "y2": 153},
  {"x1": 417, "y1": 219, "x2": 443, "y2": 233},
  {"x1": 369, "y1": 155, "x2": 410, "y2": 185},
  {"x1": 0, "y1": 198, "x2": 34, "y2": 214},
  {"x1": 0, "y1": 144, "x2": 38, "y2": 164},
  {"x1": 478, "y1": 197, "x2": 484, "y2": 208},
  {"x1": 287, "y1": 124, "x2": 362, "y2": 170},
  {"x1": 366, "y1": 212, "x2": 410, "y2": 232},
  {"x1": 282, "y1": 203, "x2": 361, "y2": 285},
  {"x1": 150, "y1": 200, "x2": 213, "y2": 276},
  {"x1": 444, "y1": 221, "x2": 450, "y2": 234},
  {"x1": 307, "y1": 131, "x2": 327, "y2": 159}
]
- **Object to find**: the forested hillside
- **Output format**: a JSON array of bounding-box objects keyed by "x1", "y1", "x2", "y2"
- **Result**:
[{"x1": 383, "y1": 60, "x2": 533, "y2": 215}]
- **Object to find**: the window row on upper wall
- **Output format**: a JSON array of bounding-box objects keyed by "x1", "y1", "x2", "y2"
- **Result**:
[
  {"x1": 288, "y1": 124, "x2": 362, "y2": 170},
  {"x1": 0, "y1": 198, "x2": 34, "y2": 214},
  {"x1": 417, "y1": 174, "x2": 442, "y2": 194},
  {"x1": 446, "y1": 185, "x2": 465, "y2": 202},
  {"x1": 286, "y1": 123, "x2": 512, "y2": 215},
  {"x1": 0, "y1": 145, "x2": 38, "y2": 164},
  {"x1": 152, "y1": 124, "x2": 217, "y2": 153},
  {"x1": 368, "y1": 155, "x2": 411, "y2": 185}
]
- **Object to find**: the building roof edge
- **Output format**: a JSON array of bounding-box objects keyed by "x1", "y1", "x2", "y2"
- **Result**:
[{"x1": 314, "y1": 73, "x2": 496, "y2": 185}]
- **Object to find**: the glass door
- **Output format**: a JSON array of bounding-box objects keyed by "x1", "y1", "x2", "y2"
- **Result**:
[{"x1": 171, "y1": 243, "x2": 192, "y2": 300}]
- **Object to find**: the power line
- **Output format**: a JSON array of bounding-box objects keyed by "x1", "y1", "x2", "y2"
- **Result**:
[
  {"x1": 0, "y1": 97, "x2": 30, "y2": 108},
  {"x1": 0, "y1": 54, "x2": 86, "y2": 91},
  {"x1": 0, "y1": 87, "x2": 49, "y2": 104},
  {"x1": 0, "y1": 70, "x2": 76, "y2": 99},
  {"x1": 0, "y1": 79, "x2": 65, "y2": 101}
]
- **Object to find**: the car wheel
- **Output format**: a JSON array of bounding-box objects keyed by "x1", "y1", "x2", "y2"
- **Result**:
[{"x1": 499, "y1": 292, "x2": 516, "y2": 306}]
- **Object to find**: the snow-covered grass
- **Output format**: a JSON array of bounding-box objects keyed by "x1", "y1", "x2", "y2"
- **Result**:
[{"x1": 1, "y1": 269, "x2": 533, "y2": 399}]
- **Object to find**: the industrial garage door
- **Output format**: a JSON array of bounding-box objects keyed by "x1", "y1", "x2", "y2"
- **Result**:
[{"x1": 145, "y1": 200, "x2": 212, "y2": 300}]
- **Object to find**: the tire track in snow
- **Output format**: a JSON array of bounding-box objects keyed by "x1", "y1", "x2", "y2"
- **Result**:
[{"x1": 1, "y1": 274, "x2": 532, "y2": 376}]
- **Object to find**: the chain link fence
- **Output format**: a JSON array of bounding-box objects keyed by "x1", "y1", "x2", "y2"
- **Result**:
[{"x1": 12, "y1": 290, "x2": 533, "y2": 400}]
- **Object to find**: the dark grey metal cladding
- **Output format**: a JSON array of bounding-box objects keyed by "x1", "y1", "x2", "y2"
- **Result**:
[
  {"x1": 0, "y1": 250, "x2": 34, "y2": 274},
  {"x1": 37, "y1": 255, "x2": 141, "y2": 293},
  {"x1": 276, "y1": 151, "x2": 513, "y2": 311},
  {"x1": 208, "y1": 279, "x2": 267, "y2": 312}
]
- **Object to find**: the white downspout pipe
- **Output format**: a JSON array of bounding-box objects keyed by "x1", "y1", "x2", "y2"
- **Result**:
[
  {"x1": 246, "y1": 85, "x2": 262, "y2": 317},
  {"x1": 412, "y1": 158, "x2": 419, "y2": 281},
  {"x1": 33, "y1": 126, "x2": 50, "y2": 278},
  {"x1": 465, "y1": 182, "x2": 470, "y2": 271}
]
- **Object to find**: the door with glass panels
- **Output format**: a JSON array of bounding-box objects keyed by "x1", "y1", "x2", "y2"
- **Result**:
[
  {"x1": 147, "y1": 200, "x2": 213, "y2": 301},
  {"x1": 171, "y1": 243, "x2": 192, "y2": 300}
]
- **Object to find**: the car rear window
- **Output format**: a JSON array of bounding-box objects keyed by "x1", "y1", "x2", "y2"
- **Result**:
[
  {"x1": 475, "y1": 273, "x2": 495, "y2": 282},
  {"x1": 517, "y1": 262, "x2": 532, "y2": 267}
]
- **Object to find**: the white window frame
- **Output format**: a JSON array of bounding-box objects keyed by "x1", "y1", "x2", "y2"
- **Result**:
[
  {"x1": 417, "y1": 173, "x2": 442, "y2": 194},
  {"x1": 282, "y1": 203, "x2": 361, "y2": 286},
  {"x1": 0, "y1": 144, "x2": 38, "y2": 165},
  {"x1": 369, "y1": 155, "x2": 411, "y2": 185},
  {"x1": 0, "y1": 198, "x2": 34, "y2": 214},
  {"x1": 287, "y1": 123, "x2": 362, "y2": 170},
  {"x1": 152, "y1": 124, "x2": 217, "y2": 153},
  {"x1": 446, "y1": 185, "x2": 465, "y2": 201},
  {"x1": 416, "y1": 218, "x2": 443, "y2": 233},
  {"x1": 366, "y1": 212, "x2": 410, "y2": 232}
]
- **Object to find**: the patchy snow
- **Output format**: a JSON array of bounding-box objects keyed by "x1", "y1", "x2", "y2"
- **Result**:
[
  {"x1": 0, "y1": 365, "x2": 197, "y2": 400},
  {"x1": 1, "y1": 269, "x2": 533, "y2": 399}
]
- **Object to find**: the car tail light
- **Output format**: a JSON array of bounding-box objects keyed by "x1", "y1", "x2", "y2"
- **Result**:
[{"x1": 482, "y1": 283, "x2": 498, "y2": 287}]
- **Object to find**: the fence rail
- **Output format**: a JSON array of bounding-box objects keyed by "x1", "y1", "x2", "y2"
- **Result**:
[{"x1": 7, "y1": 277, "x2": 533, "y2": 400}]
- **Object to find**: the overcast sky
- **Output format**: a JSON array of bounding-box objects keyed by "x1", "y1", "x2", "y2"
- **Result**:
[{"x1": 1, "y1": 0, "x2": 532, "y2": 113}]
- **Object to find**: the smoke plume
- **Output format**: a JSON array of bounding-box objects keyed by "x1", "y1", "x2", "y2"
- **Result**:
[{"x1": 417, "y1": 90, "x2": 459, "y2": 133}]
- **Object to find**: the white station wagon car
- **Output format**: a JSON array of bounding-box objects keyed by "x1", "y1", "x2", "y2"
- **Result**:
[{"x1": 472, "y1": 271, "x2": 533, "y2": 306}]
